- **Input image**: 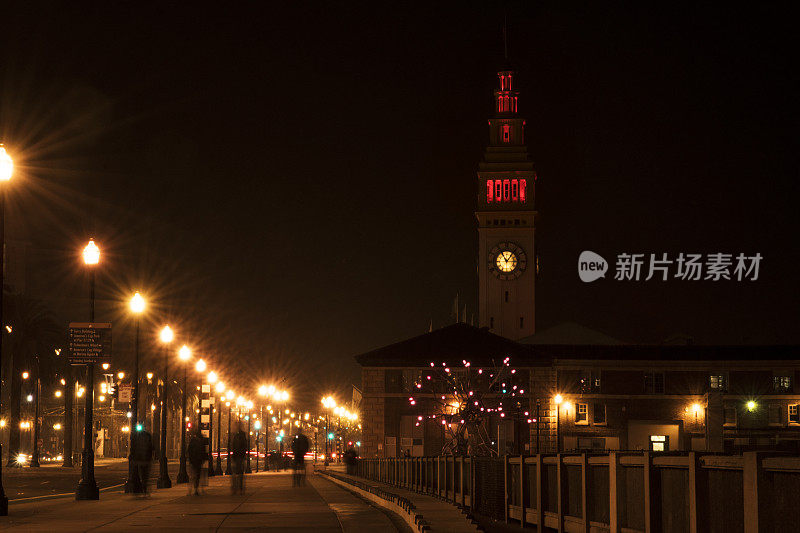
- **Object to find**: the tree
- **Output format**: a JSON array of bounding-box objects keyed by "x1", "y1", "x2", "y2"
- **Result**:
[
  {"x1": 407, "y1": 357, "x2": 531, "y2": 456},
  {"x1": 2, "y1": 294, "x2": 61, "y2": 465}
]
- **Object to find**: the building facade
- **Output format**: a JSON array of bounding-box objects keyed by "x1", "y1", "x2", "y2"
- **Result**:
[{"x1": 357, "y1": 326, "x2": 800, "y2": 457}]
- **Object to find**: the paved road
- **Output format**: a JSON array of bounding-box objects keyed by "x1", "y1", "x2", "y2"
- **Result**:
[
  {"x1": 1, "y1": 469, "x2": 405, "y2": 532},
  {"x1": 1, "y1": 458, "x2": 132, "y2": 500}
]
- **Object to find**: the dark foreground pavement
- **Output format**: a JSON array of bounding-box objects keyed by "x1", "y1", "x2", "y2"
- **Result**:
[{"x1": 0, "y1": 469, "x2": 403, "y2": 532}]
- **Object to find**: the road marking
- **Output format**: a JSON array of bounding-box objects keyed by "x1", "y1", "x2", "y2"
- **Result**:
[{"x1": 9, "y1": 483, "x2": 125, "y2": 504}]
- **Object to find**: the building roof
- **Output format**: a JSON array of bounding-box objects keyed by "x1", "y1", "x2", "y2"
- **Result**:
[
  {"x1": 519, "y1": 322, "x2": 626, "y2": 345},
  {"x1": 354, "y1": 323, "x2": 544, "y2": 367},
  {"x1": 355, "y1": 322, "x2": 800, "y2": 367}
]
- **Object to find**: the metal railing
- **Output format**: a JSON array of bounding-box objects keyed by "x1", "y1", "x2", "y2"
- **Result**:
[{"x1": 355, "y1": 452, "x2": 800, "y2": 533}]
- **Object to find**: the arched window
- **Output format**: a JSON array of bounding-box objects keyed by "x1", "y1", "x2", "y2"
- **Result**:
[
  {"x1": 503, "y1": 179, "x2": 510, "y2": 201},
  {"x1": 486, "y1": 180, "x2": 494, "y2": 203},
  {"x1": 502, "y1": 124, "x2": 510, "y2": 143},
  {"x1": 520, "y1": 179, "x2": 527, "y2": 203},
  {"x1": 511, "y1": 179, "x2": 519, "y2": 201}
]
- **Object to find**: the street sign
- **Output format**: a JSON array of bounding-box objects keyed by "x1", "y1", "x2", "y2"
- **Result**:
[
  {"x1": 118, "y1": 384, "x2": 132, "y2": 403},
  {"x1": 68, "y1": 322, "x2": 112, "y2": 365}
]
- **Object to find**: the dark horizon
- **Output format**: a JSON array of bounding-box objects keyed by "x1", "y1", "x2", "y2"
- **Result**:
[{"x1": 1, "y1": 3, "x2": 798, "y2": 398}]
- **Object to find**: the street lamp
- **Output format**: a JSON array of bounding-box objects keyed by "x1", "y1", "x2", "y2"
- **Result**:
[
  {"x1": 321, "y1": 396, "x2": 336, "y2": 466},
  {"x1": 156, "y1": 325, "x2": 174, "y2": 489},
  {"x1": 76, "y1": 239, "x2": 102, "y2": 500},
  {"x1": 123, "y1": 292, "x2": 146, "y2": 494},
  {"x1": 214, "y1": 382, "x2": 225, "y2": 475},
  {"x1": 176, "y1": 345, "x2": 192, "y2": 483},
  {"x1": 206, "y1": 371, "x2": 217, "y2": 477},
  {"x1": 225, "y1": 390, "x2": 234, "y2": 475}
]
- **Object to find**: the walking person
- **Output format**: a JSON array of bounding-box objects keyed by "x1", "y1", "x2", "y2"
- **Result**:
[
  {"x1": 187, "y1": 429, "x2": 206, "y2": 496},
  {"x1": 132, "y1": 427, "x2": 155, "y2": 497},
  {"x1": 291, "y1": 433, "x2": 309, "y2": 487},
  {"x1": 230, "y1": 422, "x2": 248, "y2": 494}
]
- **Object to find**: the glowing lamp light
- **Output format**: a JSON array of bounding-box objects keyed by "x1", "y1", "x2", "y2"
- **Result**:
[
  {"x1": 126, "y1": 411, "x2": 132, "y2": 418},
  {"x1": 117, "y1": 372, "x2": 125, "y2": 379},
  {"x1": 0, "y1": 419, "x2": 6, "y2": 428},
  {"x1": 136, "y1": 423, "x2": 143, "y2": 431},
  {"x1": 53, "y1": 423, "x2": 62, "y2": 430},
  {"x1": 0, "y1": 145, "x2": 14, "y2": 181},
  {"x1": 254, "y1": 421, "x2": 262, "y2": 430},
  {"x1": 554, "y1": 394, "x2": 564, "y2": 405},
  {"x1": 207, "y1": 371, "x2": 218, "y2": 384},
  {"x1": 82, "y1": 239, "x2": 100, "y2": 265},
  {"x1": 22, "y1": 371, "x2": 29, "y2": 379},
  {"x1": 16, "y1": 453, "x2": 27, "y2": 464},
  {"x1": 129, "y1": 291, "x2": 145, "y2": 314},
  {"x1": 746, "y1": 400, "x2": 757, "y2": 412},
  {"x1": 226, "y1": 390, "x2": 234, "y2": 400},
  {"x1": 327, "y1": 433, "x2": 334, "y2": 440},
  {"x1": 195, "y1": 359, "x2": 206, "y2": 372},
  {"x1": 178, "y1": 345, "x2": 192, "y2": 361},
  {"x1": 55, "y1": 390, "x2": 62, "y2": 398},
  {"x1": 215, "y1": 381, "x2": 225, "y2": 393},
  {"x1": 691, "y1": 403, "x2": 703, "y2": 414},
  {"x1": 98, "y1": 395, "x2": 106, "y2": 402},
  {"x1": 258, "y1": 385, "x2": 268, "y2": 396},
  {"x1": 160, "y1": 325, "x2": 174, "y2": 344}
]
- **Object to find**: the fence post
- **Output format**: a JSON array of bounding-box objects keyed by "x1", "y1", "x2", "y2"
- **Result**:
[
  {"x1": 536, "y1": 454, "x2": 544, "y2": 531},
  {"x1": 581, "y1": 453, "x2": 590, "y2": 533},
  {"x1": 643, "y1": 451, "x2": 661, "y2": 533},
  {"x1": 609, "y1": 452, "x2": 621, "y2": 533},
  {"x1": 504, "y1": 454, "x2": 510, "y2": 524},
  {"x1": 520, "y1": 455, "x2": 527, "y2": 527},
  {"x1": 557, "y1": 453, "x2": 565, "y2": 533},
  {"x1": 743, "y1": 451, "x2": 765, "y2": 533},
  {"x1": 687, "y1": 451, "x2": 700, "y2": 533}
]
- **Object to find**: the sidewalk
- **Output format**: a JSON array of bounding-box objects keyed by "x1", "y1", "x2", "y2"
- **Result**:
[{"x1": 1, "y1": 469, "x2": 399, "y2": 532}]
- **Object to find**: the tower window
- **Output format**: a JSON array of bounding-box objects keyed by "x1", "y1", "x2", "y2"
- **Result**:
[
  {"x1": 511, "y1": 179, "x2": 519, "y2": 201},
  {"x1": 503, "y1": 180, "x2": 510, "y2": 201},
  {"x1": 486, "y1": 181, "x2": 494, "y2": 203},
  {"x1": 520, "y1": 179, "x2": 527, "y2": 203},
  {"x1": 502, "y1": 124, "x2": 510, "y2": 143}
]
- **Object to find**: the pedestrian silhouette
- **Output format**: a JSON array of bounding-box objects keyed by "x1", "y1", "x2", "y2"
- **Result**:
[
  {"x1": 132, "y1": 427, "x2": 154, "y2": 497},
  {"x1": 230, "y1": 422, "x2": 248, "y2": 494},
  {"x1": 291, "y1": 433, "x2": 309, "y2": 487},
  {"x1": 187, "y1": 429, "x2": 206, "y2": 495}
]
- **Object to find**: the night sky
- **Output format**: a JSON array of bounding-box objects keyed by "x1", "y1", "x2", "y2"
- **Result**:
[{"x1": 1, "y1": 4, "x2": 797, "y2": 404}]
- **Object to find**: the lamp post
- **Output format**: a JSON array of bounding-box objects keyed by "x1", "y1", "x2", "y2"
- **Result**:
[
  {"x1": 214, "y1": 382, "x2": 225, "y2": 475},
  {"x1": 206, "y1": 371, "x2": 217, "y2": 477},
  {"x1": 254, "y1": 419, "x2": 261, "y2": 472},
  {"x1": 554, "y1": 394, "x2": 563, "y2": 453},
  {"x1": 192, "y1": 359, "x2": 206, "y2": 478},
  {"x1": 156, "y1": 326, "x2": 174, "y2": 489},
  {"x1": 176, "y1": 345, "x2": 191, "y2": 484},
  {"x1": 245, "y1": 400, "x2": 253, "y2": 474},
  {"x1": 0, "y1": 144, "x2": 12, "y2": 514},
  {"x1": 225, "y1": 390, "x2": 234, "y2": 475},
  {"x1": 30, "y1": 355, "x2": 41, "y2": 468},
  {"x1": 321, "y1": 396, "x2": 336, "y2": 466},
  {"x1": 123, "y1": 292, "x2": 145, "y2": 493},
  {"x1": 76, "y1": 240, "x2": 102, "y2": 500}
]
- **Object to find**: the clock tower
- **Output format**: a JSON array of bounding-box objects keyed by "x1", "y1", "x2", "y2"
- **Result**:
[{"x1": 476, "y1": 67, "x2": 536, "y2": 340}]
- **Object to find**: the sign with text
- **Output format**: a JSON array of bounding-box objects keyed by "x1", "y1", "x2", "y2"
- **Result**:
[
  {"x1": 118, "y1": 384, "x2": 132, "y2": 403},
  {"x1": 68, "y1": 322, "x2": 112, "y2": 364}
]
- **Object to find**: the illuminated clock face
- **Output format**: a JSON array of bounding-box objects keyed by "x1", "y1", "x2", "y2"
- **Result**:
[
  {"x1": 496, "y1": 251, "x2": 517, "y2": 272},
  {"x1": 488, "y1": 242, "x2": 527, "y2": 280}
]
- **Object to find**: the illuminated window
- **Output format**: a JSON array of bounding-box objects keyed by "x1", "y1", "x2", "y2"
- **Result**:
[
  {"x1": 520, "y1": 179, "x2": 527, "y2": 203},
  {"x1": 503, "y1": 125, "x2": 510, "y2": 143},
  {"x1": 494, "y1": 180, "x2": 502, "y2": 202},
  {"x1": 789, "y1": 405, "x2": 799, "y2": 424},
  {"x1": 649, "y1": 435, "x2": 668, "y2": 451},
  {"x1": 576, "y1": 403, "x2": 588, "y2": 425},
  {"x1": 709, "y1": 374, "x2": 727, "y2": 391},
  {"x1": 513, "y1": 96, "x2": 518, "y2": 112},
  {"x1": 773, "y1": 375, "x2": 792, "y2": 392},
  {"x1": 503, "y1": 180, "x2": 510, "y2": 201},
  {"x1": 486, "y1": 181, "x2": 494, "y2": 203},
  {"x1": 511, "y1": 180, "x2": 519, "y2": 201}
]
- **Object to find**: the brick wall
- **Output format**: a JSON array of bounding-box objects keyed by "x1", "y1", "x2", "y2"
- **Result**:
[
  {"x1": 529, "y1": 367, "x2": 557, "y2": 453},
  {"x1": 361, "y1": 368, "x2": 385, "y2": 458}
]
